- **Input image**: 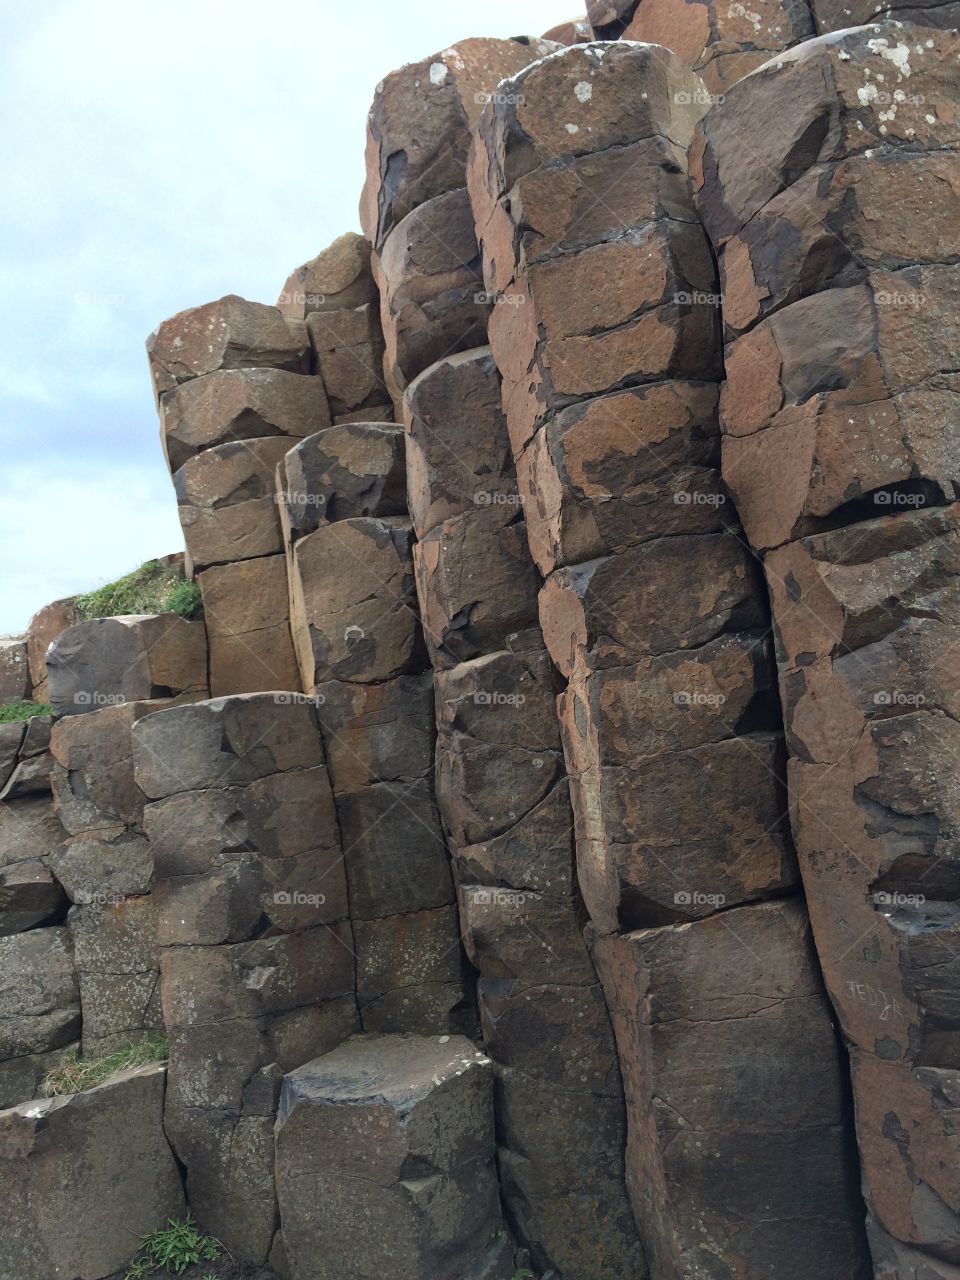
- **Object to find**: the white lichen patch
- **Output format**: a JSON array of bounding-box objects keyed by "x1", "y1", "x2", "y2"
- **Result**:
[
  {"x1": 565, "y1": 122, "x2": 580, "y2": 133},
  {"x1": 857, "y1": 82, "x2": 879, "y2": 106},
  {"x1": 429, "y1": 62, "x2": 449, "y2": 86},
  {"x1": 728, "y1": 1, "x2": 763, "y2": 32},
  {"x1": 574, "y1": 80, "x2": 593, "y2": 102},
  {"x1": 867, "y1": 37, "x2": 913, "y2": 77}
]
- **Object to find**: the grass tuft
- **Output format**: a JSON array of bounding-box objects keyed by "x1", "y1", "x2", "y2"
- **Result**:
[
  {"x1": 41, "y1": 1033, "x2": 168, "y2": 1097},
  {"x1": 75, "y1": 560, "x2": 202, "y2": 621},
  {"x1": 124, "y1": 1216, "x2": 221, "y2": 1278},
  {"x1": 0, "y1": 700, "x2": 54, "y2": 723}
]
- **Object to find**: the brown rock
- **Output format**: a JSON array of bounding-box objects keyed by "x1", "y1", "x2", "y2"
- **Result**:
[
  {"x1": 586, "y1": 0, "x2": 640, "y2": 32},
  {"x1": 359, "y1": 37, "x2": 560, "y2": 249},
  {"x1": 0, "y1": 862, "x2": 65, "y2": 936},
  {"x1": 159, "y1": 368, "x2": 330, "y2": 474},
  {"x1": 454, "y1": 781, "x2": 577, "y2": 900},
  {"x1": 147, "y1": 294, "x2": 309, "y2": 403},
  {"x1": 46, "y1": 614, "x2": 207, "y2": 717},
  {"x1": 0, "y1": 927, "x2": 80, "y2": 1106},
  {"x1": 306, "y1": 304, "x2": 392, "y2": 419},
  {"x1": 354, "y1": 905, "x2": 471, "y2": 1033},
  {"x1": 277, "y1": 232, "x2": 376, "y2": 320},
  {"x1": 278, "y1": 422, "x2": 406, "y2": 546},
  {"x1": 0, "y1": 639, "x2": 29, "y2": 703},
  {"x1": 414, "y1": 505, "x2": 540, "y2": 669},
  {"x1": 290, "y1": 517, "x2": 421, "y2": 689},
  {"x1": 69, "y1": 897, "x2": 162, "y2": 1054},
  {"x1": 541, "y1": 16, "x2": 594, "y2": 43},
  {"x1": 403, "y1": 347, "x2": 516, "y2": 539},
  {"x1": 26, "y1": 597, "x2": 82, "y2": 704},
  {"x1": 375, "y1": 189, "x2": 491, "y2": 392},
  {"x1": 173, "y1": 437, "x2": 289, "y2": 569},
  {"x1": 623, "y1": 0, "x2": 813, "y2": 95},
  {"x1": 594, "y1": 899, "x2": 871, "y2": 1279},
  {"x1": 199, "y1": 555, "x2": 301, "y2": 696},
  {"x1": 313, "y1": 673, "x2": 434, "y2": 796}
]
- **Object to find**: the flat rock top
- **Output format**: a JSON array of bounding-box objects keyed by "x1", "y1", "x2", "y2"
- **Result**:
[{"x1": 283, "y1": 1033, "x2": 489, "y2": 1107}]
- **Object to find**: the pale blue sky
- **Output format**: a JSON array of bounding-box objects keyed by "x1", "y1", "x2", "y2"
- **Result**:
[{"x1": 0, "y1": 0, "x2": 568, "y2": 633}]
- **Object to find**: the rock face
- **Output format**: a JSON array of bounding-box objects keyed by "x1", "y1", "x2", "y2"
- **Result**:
[
  {"x1": 277, "y1": 232, "x2": 377, "y2": 320},
  {"x1": 46, "y1": 614, "x2": 208, "y2": 717},
  {"x1": 133, "y1": 693, "x2": 358, "y2": 1263},
  {"x1": 0, "y1": 1064, "x2": 185, "y2": 1280},
  {"x1": 0, "y1": 637, "x2": 30, "y2": 703},
  {"x1": 275, "y1": 1034, "x2": 512, "y2": 1280},
  {"x1": 691, "y1": 26, "x2": 960, "y2": 1275},
  {"x1": 0, "y1": 928, "x2": 79, "y2": 1108},
  {"x1": 199, "y1": 555, "x2": 301, "y2": 695}
]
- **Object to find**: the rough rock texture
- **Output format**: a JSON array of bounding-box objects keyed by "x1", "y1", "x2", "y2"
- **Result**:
[
  {"x1": 26, "y1": 595, "x2": 82, "y2": 704},
  {"x1": 595, "y1": 900, "x2": 870, "y2": 1279},
  {"x1": 147, "y1": 295, "x2": 309, "y2": 403},
  {"x1": 306, "y1": 305, "x2": 393, "y2": 421},
  {"x1": 0, "y1": 928, "x2": 80, "y2": 1108},
  {"x1": 290, "y1": 517, "x2": 422, "y2": 690},
  {"x1": 46, "y1": 613, "x2": 208, "y2": 717},
  {"x1": 0, "y1": 1064, "x2": 185, "y2": 1280},
  {"x1": 159, "y1": 368, "x2": 330, "y2": 474},
  {"x1": 277, "y1": 232, "x2": 377, "y2": 320},
  {"x1": 542, "y1": 15, "x2": 594, "y2": 42},
  {"x1": 586, "y1": 0, "x2": 640, "y2": 35},
  {"x1": 277, "y1": 422, "x2": 406, "y2": 548},
  {"x1": 275, "y1": 1034, "x2": 512, "y2": 1280},
  {"x1": 623, "y1": 0, "x2": 814, "y2": 94},
  {"x1": 70, "y1": 898, "x2": 162, "y2": 1054},
  {"x1": 133, "y1": 693, "x2": 359, "y2": 1263},
  {"x1": 374, "y1": 188, "x2": 491, "y2": 393},
  {"x1": 0, "y1": 637, "x2": 30, "y2": 703},
  {"x1": 199, "y1": 555, "x2": 301, "y2": 696},
  {"x1": 173, "y1": 436, "x2": 290, "y2": 569},
  {"x1": 359, "y1": 36, "x2": 560, "y2": 249}
]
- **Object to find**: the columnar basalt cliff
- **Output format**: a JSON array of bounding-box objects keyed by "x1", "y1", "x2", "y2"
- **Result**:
[{"x1": 2, "y1": 11, "x2": 959, "y2": 1280}]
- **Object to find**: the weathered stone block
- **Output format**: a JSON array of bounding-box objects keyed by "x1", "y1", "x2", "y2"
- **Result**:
[
  {"x1": 159, "y1": 367, "x2": 330, "y2": 474},
  {"x1": 595, "y1": 899, "x2": 871, "y2": 1279},
  {"x1": 313, "y1": 673, "x2": 434, "y2": 795},
  {"x1": 306, "y1": 305, "x2": 392, "y2": 419},
  {"x1": 278, "y1": 422, "x2": 406, "y2": 545},
  {"x1": 147, "y1": 294, "x2": 309, "y2": 402},
  {"x1": 46, "y1": 614, "x2": 207, "y2": 717},
  {"x1": 354, "y1": 905, "x2": 471, "y2": 1034},
  {"x1": 70, "y1": 897, "x2": 162, "y2": 1054},
  {"x1": 26, "y1": 595, "x2": 82, "y2": 704},
  {"x1": 414, "y1": 506, "x2": 539, "y2": 669},
  {"x1": 290, "y1": 517, "x2": 421, "y2": 689},
  {"x1": 0, "y1": 637, "x2": 29, "y2": 703},
  {"x1": 275, "y1": 1033, "x2": 511, "y2": 1280},
  {"x1": 375, "y1": 189, "x2": 491, "y2": 391},
  {"x1": 199, "y1": 555, "x2": 301, "y2": 696},
  {"x1": 277, "y1": 232, "x2": 377, "y2": 320},
  {"x1": 0, "y1": 1064, "x2": 185, "y2": 1280},
  {"x1": 174, "y1": 436, "x2": 290, "y2": 568},
  {"x1": 360, "y1": 36, "x2": 559, "y2": 248},
  {"x1": 403, "y1": 347, "x2": 515, "y2": 539},
  {"x1": 0, "y1": 928, "x2": 80, "y2": 1106}
]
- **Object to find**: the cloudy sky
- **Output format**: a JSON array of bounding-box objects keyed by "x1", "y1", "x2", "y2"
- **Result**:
[{"x1": 0, "y1": 0, "x2": 567, "y2": 634}]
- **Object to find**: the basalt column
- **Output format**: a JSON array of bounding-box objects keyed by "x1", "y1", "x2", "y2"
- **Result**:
[
  {"x1": 694, "y1": 24, "x2": 960, "y2": 1275},
  {"x1": 470, "y1": 39, "x2": 871, "y2": 1279},
  {"x1": 368, "y1": 38, "x2": 645, "y2": 1279}
]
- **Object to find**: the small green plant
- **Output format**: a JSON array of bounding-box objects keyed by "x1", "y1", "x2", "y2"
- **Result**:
[
  {"x1": 0, "y1": 700, "x2": 54, "y2": 723},
  {"x1": 162, "y1": 578, "x2": 204, "y2": 620},
  {"x1": 41, "y1": 1033, "x2": 168, "y2": 1097},
  {"x1": 513, "y1": 1270, "x2": 535, "y2": 1280},
  {"x1": 75, "y1": 559, "x2": 201, "y2": 621},
  {"x1": 124, "y1": 1216, "x2": 221, "y2": 1277}
]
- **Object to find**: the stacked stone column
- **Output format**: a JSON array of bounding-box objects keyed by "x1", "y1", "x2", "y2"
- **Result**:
[
  {"x1": 470, "y1": 39, "x2": 871, "y2": 1278},
  {"x1": 149, "y1": 294, "x2": 322, "y2": 693},
  {"x1": 694, "y1": 24, "x2": 960, "y2": 1276},
  {"x1": 365, "y1": 36, "x2": 646, "y2": 1278},
  {"x1": 131, "y1": 693, "x2": 356, "y2": 1266}
]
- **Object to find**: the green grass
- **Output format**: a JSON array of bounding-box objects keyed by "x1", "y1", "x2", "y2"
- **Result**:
[
  {"x1": 75, "y1": 560, "x2": 202, "y2": 621},
  {"x1": 124, "y1": 1217, "x2": 221, "y2": 1278},
  {"x1": 41, "y1": 1033, "x2": 168, "y2": 1097},
  {"x1": 0, "y1": 700, "x2": 53, "y2": 723}
]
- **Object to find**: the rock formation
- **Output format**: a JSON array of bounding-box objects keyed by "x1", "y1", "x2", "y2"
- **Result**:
[{"x1": 3, "y1": 13, "x2": 959, "y2": 1280}]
